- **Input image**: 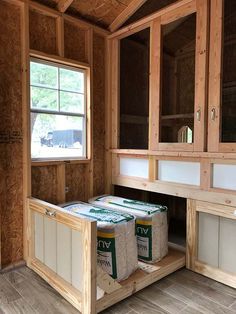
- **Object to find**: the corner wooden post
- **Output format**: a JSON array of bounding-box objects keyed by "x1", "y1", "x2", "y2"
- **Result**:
[
  {"x1": 186, "y1": 199, "x2": 198, "y2": 270},
  {"x1": 82, "y1": 220, "x2": 97, "y2": 314},
  {"x1": 149, "y1": 18, "x2": 161, "y2": 151}
]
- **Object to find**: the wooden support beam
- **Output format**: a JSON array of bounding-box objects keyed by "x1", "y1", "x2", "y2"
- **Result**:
[
  {"x1": 109, "y1": 0, "x2": 148, "y2": 32},
  {"x1": 57, "y1": 0, "x2": 73, "y2": 13}
]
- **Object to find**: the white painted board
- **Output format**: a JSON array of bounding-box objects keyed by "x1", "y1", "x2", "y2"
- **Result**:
[
  {"x1": 34, "y1": 213, "x2": 44, "y2": 263},
  {"x1": 44, "y1": 217, "x2": 57, "y2": 272},
  {"x1": 120, "y1": 158, "x2": 149, "y2": 179},
  {"x1": 158, "y1": 160, "x2": 200, "y2": 186},
  {"x1": 72, "y1": 230, "x2": 83, "y2": 292},
  {"x1": 57, "y1": 223, "x2": 72, "y2": 283},
  {"x1": 198, "y1": 213, "x2": 219, "y2": 268},
  {"x1": 213, "y1": 164, "x2": 236, "y2": 190},
  {"x1": 219, "y1": 217, "x2": 236, "y2": 274}
]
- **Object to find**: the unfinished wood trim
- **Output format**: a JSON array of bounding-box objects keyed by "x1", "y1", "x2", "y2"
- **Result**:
[
  {"x1": 113, "y1": 175, "x2": 236, "y2": 207},
  {"x1": 196, "y1": 200, "x2": 236, "y2": 220},
  {"x1": 218, "y1": 143, "x2": 236, "y2": 153},
  {"x1": 96, "y1": 249, "x2": 185, "y2": 313},
  {"x1": 108, "y1": 0, "x2": 195, "y2": 39},
  {"x1": 21, "y1": 1, "x2": 31, "y2": 264},
  {"x1": 186, "y1": 199, "x2": 198, "y2": 270},
  {"x1": 105, "y1": 39, "x2": 113, "y2": 193},
  {"x1": 30, "y1": 49, "x2": 90, "y2": 69},
  {"x1": 160, "y1": 0, "x2": 196, "y2": 25},
  {"x1": 57, "y1": 0, "x2": 73, "y2": 13},
  {"x1": 111, "y1": 39, "x2": 120, "y2": 149},
  {"x1": 200, "y1": 160, "x2": 211, "y2": 190},
  {"x1": 56, "y1": 16, "x2": 64, "y2": 57},
  {"x1": 207, "y1": 0, "x2": 223, "y2": 152},
  {"x1": 194, "y1": 260, "x2": 236, "y2": 289},
  {"x1": 157, "y1": 143, "x2": 194, "y2": 152},
  {"x1": 56, "y1": 164, "x2": 66, "y2": 204},
  {"x1": 82, "y1": 220, "x2": 97, "y2": 314},
  {"x1": 28, "y1": 198, "x2": 89, "y2": 231},
  {"x1": 149, "y1": 18, "x2": 161, "y2": 151},
  {"x1": 31, "y1": 160, "x2": 90, "y2": 167},
  {"x1": 30, "y1": 258, "x2": 83, "y2": 311},
  {"x1": 109, "y1": 0, "x2": 148, "y2": 32},
  {"x1": 97, "y1": 267, "x2": 121, "y2": 294},
  {"x1": 194, "y1": 0, "x2": 209, "y2": 151},
  {"x1": 111, "y1": 149, "x2": 236, "y2": 160},
  {"x1": 149, "y1": 156, "x2": 156, "y2": 182}
]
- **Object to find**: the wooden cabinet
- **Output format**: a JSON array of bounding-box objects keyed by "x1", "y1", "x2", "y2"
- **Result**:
[
  {"x1": 187, "y1": 200, "x2": 236, "y2": 288},
  {"x1": 208, "y1": 0, "x2": 236, "y2": 152}
]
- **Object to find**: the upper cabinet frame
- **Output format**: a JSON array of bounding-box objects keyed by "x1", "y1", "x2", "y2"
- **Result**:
[
  {"x1": 208, "y1": 0, "x2": 236, "y2": 152},
  {"x1": 109, "y1": 0, "x2": 209, "y2": 153}
]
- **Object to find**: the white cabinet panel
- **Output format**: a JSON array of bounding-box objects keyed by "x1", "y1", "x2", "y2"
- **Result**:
[
  {"x1": 57, "y1": 223, "x2": 72, "y2": 283},
  {"x1": 158, "y1": 161, "x2": 200, "y2": 185},
  {"x1": 198, "y1": 213, "x2": 219, "y2": 268},
  {"x1": 35, "y1": 213, "x2": 44, "y2": 263},
  {"x1": 219, "y1": 217, "x2": 236, "y2": 274},
  {"x1": 213, "y1": 164, "x2": 236, "y2": 190},
  {"x1": 120, "y1": 157, "x2": 149, "y2": 179},
  {"x1": 44, "y1": 217, "x2": 57, "y2": 272},
  {"x1": 72, "y1": 230, "x2": 83, "y2": 292}
]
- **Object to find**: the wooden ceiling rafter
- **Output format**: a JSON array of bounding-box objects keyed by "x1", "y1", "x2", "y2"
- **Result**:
[
  {"x1": 57, "y1": 0, "x2": 74, "y2": 13},
  {"x1": 109, "y1": 0, "x2": 148, "y2": 32}
]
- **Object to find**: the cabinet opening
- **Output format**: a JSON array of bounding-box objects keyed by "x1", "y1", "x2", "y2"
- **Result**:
[
  {"x1": 114, "y1": 186, "x2": 186, "y2": 251},
  {"x1": 160, "y1": 13, "x2": 196, "y2": 143},
  {"x1": 221, "y1": 0, "x2": 236, "y2": 142},
  {"x1": 119, "y1": 28, "x2": 150, "y2": 149}
]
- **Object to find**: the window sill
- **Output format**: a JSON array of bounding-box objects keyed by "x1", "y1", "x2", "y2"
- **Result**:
[{"x1": 31, "y1": 159, "x2": 91, "y2": 166}]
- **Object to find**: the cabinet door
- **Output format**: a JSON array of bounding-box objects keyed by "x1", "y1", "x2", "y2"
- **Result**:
[
  {"x1": 208, "y1": 0, "x2": 236, "y2": 152},
  {"x1": 153, "y1": 0, "x2": 208, "y2": 152}
]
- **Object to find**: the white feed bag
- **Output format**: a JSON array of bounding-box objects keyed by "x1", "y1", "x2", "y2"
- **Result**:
[
  {"x1": 89, "y1": 195, "x2": 168, "y2": 263},
  {"x1": 61, "y1": 202, "x2": 138, "y2": 282}
]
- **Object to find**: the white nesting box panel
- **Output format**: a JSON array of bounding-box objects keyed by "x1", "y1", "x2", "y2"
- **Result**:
[
  {"x1": 158, "y1": 160, "x2": 200, "y2": 185},
  {"x1": 72, "y1": 229, "x2": 83, "y2": 292},
  {"x1": 219, "y1": 217, "x2": 236, "y2": 274},
  {"x1": 120, "y1": 157, "x2": 149, "y2": 179},
  {"x1": 213, "y1": 164, "x2": 236, "y2": 190},
  {"x1": 198, "y1": 213, "x2": 219, "y2": 268},
  {"x1": 57, "y1": 223, "x2": 72, "y2": 283},
  {"x1": 34, "y1": 212, "x2": 44, "y2": 263},
  {"x1": 44, "y1": 217, "x2": 57, "y2": 272}
]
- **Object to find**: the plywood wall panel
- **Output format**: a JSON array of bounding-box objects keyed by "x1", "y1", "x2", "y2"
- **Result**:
[
  {"x1": 65, "y1": 164, "x2": 87, "y2": 202},
  {"x1": 29, "y1": 10, "x2": 57, "y2": 54},
  {"x1": 0, "y1": 2, "x2": 23, "y2": 267},
  {"x1": 64, "y1": 21, "x2": 88, "y2": 62},
  {"x1": 93, "y1": 33, "x2": 106, "y2": 196},
  {"x1": 32, "y1": 166, "x2": 58, "y2": 204}
]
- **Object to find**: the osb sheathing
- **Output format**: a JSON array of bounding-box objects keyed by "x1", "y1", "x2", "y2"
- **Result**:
[
  {"x1": 32, "y1": 166, "x2": 58, "y2": 204},
  {"x1": 65, "y1": 164, "x2": 87, "y2": 202},
  {"x1": 0, "y1": 2, "x2": 23, "y2": 266},
  {"x1": 64, "y1": 21, "x2": 88, "y2": 63},
  {"x1": 29, "y1": 10, "x2": 57, "y2": 54},
  {"x1": 93, "y1": 33, "x2": 105, "y2": 196}
]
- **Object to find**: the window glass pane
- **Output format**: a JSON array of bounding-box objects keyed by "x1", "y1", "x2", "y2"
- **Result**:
[
  {"x1": 31, "y1": 86, "x2": 58, "y2": 111},
  {"x1": 59, "y1": 68, "x2": 84, "y2": 93},
  {"x1": 31, "y1": 113, "x2": 85, "y2": 159},
  {"x1": 60, "y1": 91, "x2": 84, "y2": 114},
  {"x1": 30, "y1": 61, "x2": 58, "y2": 89}
]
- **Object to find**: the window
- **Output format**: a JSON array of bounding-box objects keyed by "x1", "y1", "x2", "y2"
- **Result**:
[{"x1": 30, "y1": 58, "x2": 87, "y2": 160}]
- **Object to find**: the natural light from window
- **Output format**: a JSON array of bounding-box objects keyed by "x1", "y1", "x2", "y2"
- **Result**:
[{"x1": 30, "y1": 58, "x2": 86, "y2": 160}]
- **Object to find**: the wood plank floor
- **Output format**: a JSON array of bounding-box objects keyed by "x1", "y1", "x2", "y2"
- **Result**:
[{"x1": 0, "y1": 266, "x2": 236, "y2": 313}]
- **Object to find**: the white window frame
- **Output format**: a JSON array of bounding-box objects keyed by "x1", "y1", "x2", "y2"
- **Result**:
[{"x1": 30, "y1": 57, "x2": 89, "y2": 162}]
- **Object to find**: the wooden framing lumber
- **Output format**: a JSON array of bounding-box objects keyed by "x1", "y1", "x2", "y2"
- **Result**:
[
  {"x1": 109, "y1": 0, "x2": 148, "y2": 32},
  {"x1": 57, "y1": 0, "x2": 73, "y2": 13}
]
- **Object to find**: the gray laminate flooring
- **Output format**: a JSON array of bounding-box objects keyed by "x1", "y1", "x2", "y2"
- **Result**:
[{"x1": 0, "y1": 266, "x2": 236, "y2": 313}]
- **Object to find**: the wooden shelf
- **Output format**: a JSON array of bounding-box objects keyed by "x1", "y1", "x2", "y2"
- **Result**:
[
  {"x1": 96, "y1": 248, "x2": 185, "y2": 313},
  {"x1": 120, "y1": 114, "x2": 148, "y2": 125}
]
